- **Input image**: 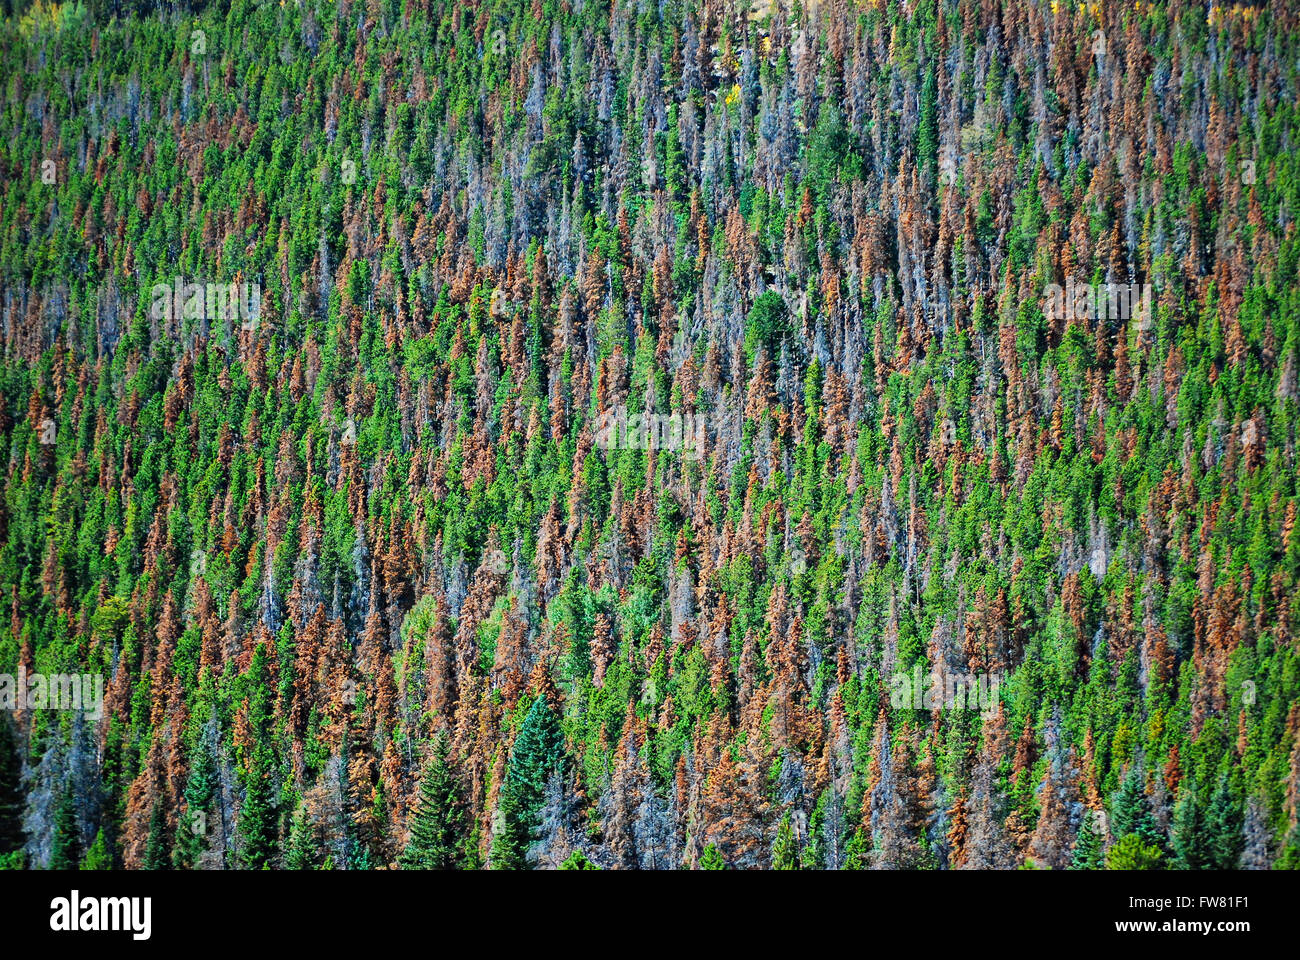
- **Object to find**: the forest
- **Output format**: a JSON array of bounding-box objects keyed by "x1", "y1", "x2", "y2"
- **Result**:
[{"x1": 0, "y1": 0, "x2": 1297, "y2": 870}]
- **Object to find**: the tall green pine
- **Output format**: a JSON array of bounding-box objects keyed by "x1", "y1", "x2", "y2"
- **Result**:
[
  {"x1": 1170, "y1": 790, "x2": 1209, "y2": 869},
  {"x1": 1111, "y1": 768, "x2": 1164, "y2": 851},
  {"x1": 401, "y1": 734, "x2": 469, "y2": 870},
  {"x1": 492, "y1": 696, "x2": 565, "y2": 870},
  {"x1": 772, "y1": 813, "x2": 799, "y2": 869},
  {"x1": 1207, "y1": 774, "x2": 1243, "y2": 869},
  {"x1": 49, "y1": 785, "x2": 82, "y2": 870},
  {"x1": 238, "y1": 747, "x2": 279, "y2": 869},
  {"x1": 142, "y1": 799, "x2": 170, "y2": 870},
  {"x1": 1071, "y1": 809, "x2": 1105, "y2": 870},
  {"x1": 0, "y1": 719, "x2": 24, "y2": 858}
]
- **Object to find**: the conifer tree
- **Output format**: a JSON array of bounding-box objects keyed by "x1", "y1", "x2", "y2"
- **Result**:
[
  {"x1": 492, "y1": 696, "x2": 566, "y2": 870},
  {"x1": 0, "y1": 719, "x2": 23, "y2": 858},
  {"x1": 1111, "y1": 768, "x2": 1164, "y2": 852},
  {"x1": 772, "y1": 813, "x2": 799, "y2": 869},
  {"x1": 285, "y1": 806, "x2": 318, "y2": 871},
  {"x1": 239, "y1": 748, "x2": 279, "y2": 869},
  {"x1": 1070, "y1": 810, "x2": 1105, "y2": 870},
  {"x1": 1207, "y1": 774, "x2": 1244, "y2": 869},
  {"x1": 81, "y1": 829, "x2": 111, "y2": 870},
  {"x1": 1105, "y1": 833, "x2": 1163, "y2": 870},
  {"x1": 698, "y1": 844, "x2": 726, "y2": 870},
  {"x1": 142, "y1": 800, "x2": 170, "y2": 870},
  {"x1": 49, "y1": 786, "x2": 82, "y2": 870},
  {"x1": 400, "y1": 734, "x2": 468, "y2": 870},
  {"x1": 176, "y1": 737, "x2": 217, "y2": 869},
  {"x1": 1170, "y1": 791, "x2": 1209, "y2": 869}
]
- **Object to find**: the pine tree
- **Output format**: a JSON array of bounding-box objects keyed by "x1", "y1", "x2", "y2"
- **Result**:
[
  {"x1": 142, "y1": 799, "x2": 170, "y2": 870},
  {"x1": 533, "y1": 769, "x2": 585, "y2": 870},
  {"x1": 49, "y1": 786, "x2": 82, "y2": 870},
  {"x1": 1105, "y1": 833, "x2": 1163, "y2": 870},
  {"x1": 698, "y1": 844, "x2": 726, "y2": 869},
  {"x1": 1070, "y1": 809, "x2": 1105, "y2": 870},
  {"x1": 1206, "y1": 774, "x2": 1244, "y2": 869},
  {"x1": 80, "y1": 828, "x2": 111, "y2": 870},
  {"x1": 1170, "y1": 790, "x2": 1209, "y2": 869},
  {"x1": 771, "y1": 812, "x2": 799, "y2": 869},
  {"x1": 492, "y1": 696, "x2": 566, "y2": 870},
  {"x1": 400, "y1": 734, "x2": 468, "y2": 870},
  {"x1": 238, "y1": 747, "x2": 279, "y2": 869},
  {"x1": 0, "y1": 718, "x2": 24, "y2": 858},
  {"x1": 1111, "y1": 768, "x2": 1164, "y2": 851}
]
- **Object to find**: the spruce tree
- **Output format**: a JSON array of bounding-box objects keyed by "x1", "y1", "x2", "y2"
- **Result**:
[
  {"x1": 238, "y1": 747, "x2": 279, "y2": 869},
  {"x1": 1070, "y1": 809, "x2": 1105, "y2": 870},
  {"x1": 175, "y1": 737, "x2": 216, "y2": 869},
  {"x1": 844, "y1": 824, "x2": 872, "y2": 870},
  {"x1": 49, "y1": 785, "x2": 82, "y2": 870},
  {"x1": 1111, "y1": 768, "x2": 1164, "y2": 850},
  {"x1": 1206, "y1": 774, "x2": 1244, "y2": 869},
  {"x1": 400, "y1": 734, "x2": 468, "y2": 870},
  {"x1": 916, "y1": 65, "x2": 939, "y2": 175},
  {"x1": 772, "y1": 812, "x2": 799, "y2": 869},
  {"x1": 80, "y1": 828, "x2": 111, "y2": 870},
  {"x1": 1170, "y1": 790, "x2": 1209, "y2": 869},
  {"x1": 492, "y1": 696, "x2": 566, "y2": 870},
  {"x1": 699, "y1": 844, "x2": 726, "y2": 869},
  {"x1": 0, "y1": 718, "x2": 24, "y2": 858},
  {"x1": 285, "y1": 805, "x2": 317, "y2": 871},
  {"x1": 142, "y1": 799, "x2": 170, "y2": 870}
]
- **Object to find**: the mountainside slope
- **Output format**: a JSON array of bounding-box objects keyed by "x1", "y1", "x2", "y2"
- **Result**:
[{"x1": 0, "y1": 0, "x2": 1298, "y2": 870}]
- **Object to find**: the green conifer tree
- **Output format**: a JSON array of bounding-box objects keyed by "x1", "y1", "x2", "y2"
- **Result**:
[
  {"x1": 1206, "y1": 774, "x2": 1243, "y2": 869},
  {"x1": 699, "y1": 844, "x2": 726, "y2": 869},
  {"x1": 492, "y1": 696, "x2": 565, "y2": 870},
  {"x1": 238, "y1": 747, "x2": 279, "y2": 869},
  {"x1": 1170, "y1": 790, "x2": 1209, "y2": 869},
  {"x1": 772, "y1": 812, "x2": 799, "y2": 869},
  {"x1": 1071, "y1": 809, "x2": 1105, "y2": 870},
  {"x1": 49, "y1": 785, "x2": 82, "y2": 870},
  {"x1": 1105, "y1": 833, "x2": 1163, "y2": 870},
  {"x1": 1111, "y1": 768, "x2": 1164, "y2": 850},
  {"x1": 0, "y1": 718, "x2": 23, "y2": 858},
  {"x1": 285, "y1": 805, "x2": 317, "y2": 871},
  {"x1": 142, "y1": 799, "x2": 170, "y2": 870},
  {"x1": 80, "y1": 828, "x2": 111, "y2": 870},
  {"x1": 400, "y1": 733, "x2": 468, "y2": 870}
]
